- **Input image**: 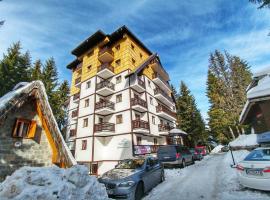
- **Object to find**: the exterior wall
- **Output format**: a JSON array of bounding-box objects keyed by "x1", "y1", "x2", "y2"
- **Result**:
[{"x1": 0, "y1": 101, "x2": 53, "y2": 181}]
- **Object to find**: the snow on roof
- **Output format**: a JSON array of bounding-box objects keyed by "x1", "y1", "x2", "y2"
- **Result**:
[
  {"x1": 247, "y1": 75, "x2": 270, "y2": 99},
  {"x1": 253, "y1": 66, "x2": 270, "y2": 78},
  {"x1": 211, "y1": 145, "x2": 224, "y2": 154},
  {"x1": 229, "y1": 133, "x2": 258, "y2": 147},
  {"x1": 0, "y1": 165, "x2": 109, "y2": 199},
  {"x1": 0, "y1": 81, "x2": 76, "y2": 166}
]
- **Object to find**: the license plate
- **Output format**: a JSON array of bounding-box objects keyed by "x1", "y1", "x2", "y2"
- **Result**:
[
  {"x1": 246, "y1": 169, "x2": 263, "y2": 176},
  {"x1": 164, "y1": 156, "x2": 170, "y2": 159}
]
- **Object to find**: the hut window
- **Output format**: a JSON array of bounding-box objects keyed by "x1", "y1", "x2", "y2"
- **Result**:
[
  {"x1": 116, "y1": 75, "x2": 122, "y2": 84},
  {"x1": 12, "y1": 118, "x2": 36, "y2": 138},
  {"x1": 137, "y1": 136, "x2": 142, "y2": 145},
  {"x1": 91, "y1": 163, "x2": 98, "y2": 175},
  {"x1": 115, "y1": 59, "x2": 121, "y2": 66},
  {"x1": 154, "y1": 138, "x2": 158, "y2": 145},
  {"x1": 82, "y1": 140, "x2": 87, "y2": 150},
  {"x1": 131, "y1": 43, "x2": 135, "y2": 50},
  {"x1": 116, "y1": 114, "x2": 123, "y2": 124},
  {"x1": 83, "y1": 118, "x2": 88, "y2": 127},
  {"x1": 115, "y1": 44, "x2": 120, "y2": 50}
]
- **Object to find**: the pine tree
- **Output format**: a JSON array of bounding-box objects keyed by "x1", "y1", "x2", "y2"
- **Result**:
[
  {"x1": 176, "y1": 81, "x2": 206, "y2": 145},
  {"x1": 206, "y1": 50, "x2": 252, "y2": 143},
  {"x1": 250, "y1": 0, "x2": 270, "y2": 8},
  {"x1": 0, "y1": 42, "x2": 31, "y2": 96},
  {"x1": 31, "y1": 60, "x2": 42, "y2": 80},
  {"x1": 0, "y1": 0, "x2": 4, "y2": 27}
]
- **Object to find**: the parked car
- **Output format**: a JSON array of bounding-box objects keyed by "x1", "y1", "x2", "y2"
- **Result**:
[
  {"x1": 157, "y1": 145, "x2": 194, "y2": 168},
  {"x1": 189, "y1": 148, "x2": 203, "y2": 160},
  {"x1": 236, "y1": 147, "x2": 270, "y2": 191},
  {"x1": 98, "y1": 156, "x2": 164, "y2": 200},
  {"x1": 195, "y1": 146, "x2": 208, "y2": 156}
]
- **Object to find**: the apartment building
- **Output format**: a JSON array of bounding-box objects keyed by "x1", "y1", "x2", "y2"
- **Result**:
[{"x1": 66, "y1": 26, "x2": 177, "y2": 175}]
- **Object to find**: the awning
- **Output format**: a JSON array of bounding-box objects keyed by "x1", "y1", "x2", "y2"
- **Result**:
[{"x1": 168, "y1": 128, "x2": 188, "y2": 137}]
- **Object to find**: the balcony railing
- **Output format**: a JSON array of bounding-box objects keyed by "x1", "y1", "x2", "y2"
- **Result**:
[
  {"x1": 152, "y1": 72, "x2": 170, "y2": 88},
  {"x1": 132, "y1": 120, "x2": 149, "y2": 130},
  {"x1": 156, "y1": 105, "x2": 177, "y2": 118},
  {"x1": 96, "y1": 80, "x2": 115, "y2": 91},
  {"x1": 94, "y1": 122, "x2": 115, "y2": 132},
  {"x1": 131, "y1": 98, "x2": 147, "y2": 108},
  {"x1": 73, "y1": 92, "x2": 80, "y2": 101},
  {"x1": 97, "y1": 63, "x2": 114, "y2": 73},
  {"x1": 158, "y1": 124, "x2": 173, "y2": 132},
  {"x1": 98, "y1": 47, "x2": 114, "y2": 57},
  {"x1": 95, "y1": 101, "x2": 115, "y2": 110},
  {"x1": 154, "y1": 87, "x2": 173, "y2": 102},
  {"x1": 75, "y1": 77, "x2": 81, "y2": 85}
]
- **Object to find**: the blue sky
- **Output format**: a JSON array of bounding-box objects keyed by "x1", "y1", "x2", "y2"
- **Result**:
[{"x1": 0, "y1": 0, "x2": 270, "y2": 121}]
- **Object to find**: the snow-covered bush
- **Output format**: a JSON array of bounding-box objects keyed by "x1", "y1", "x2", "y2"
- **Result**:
[{"x1": 0, "y1": 165, "x2": 109, "y2": 200}]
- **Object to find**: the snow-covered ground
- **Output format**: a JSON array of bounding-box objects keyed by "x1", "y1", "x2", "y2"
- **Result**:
[
  {"x1": 144, "y1": 151, "x2": 270, "y2": 200},
  {"x1": 0, "y1": 165, "x2": 109, "y2": 200}
]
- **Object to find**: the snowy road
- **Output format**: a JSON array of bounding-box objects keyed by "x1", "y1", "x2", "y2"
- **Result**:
[{"x1": 144, "y1": 152, "x2": 270, "y2": 200}]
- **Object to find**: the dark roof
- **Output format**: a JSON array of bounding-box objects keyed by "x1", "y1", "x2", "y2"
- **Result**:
[
  {"x1": 69, "y1": 25, "x2": 152, "y2": 62},
  {"x1": 66, "y1": 59, "x2": 81, "y2": 70}
]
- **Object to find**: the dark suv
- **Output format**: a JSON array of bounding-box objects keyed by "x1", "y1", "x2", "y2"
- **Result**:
[{"x1": 157, "y1": 145, "x2": 194, "y2": 168}]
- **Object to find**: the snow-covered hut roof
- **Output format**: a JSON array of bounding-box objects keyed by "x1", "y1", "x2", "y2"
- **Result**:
[
  {"x1": 0, "y1": 81, "x2": 77, "y2": 167},
  {"x1": 169, "y1": 128, "x2": 188, "y2": 136}
]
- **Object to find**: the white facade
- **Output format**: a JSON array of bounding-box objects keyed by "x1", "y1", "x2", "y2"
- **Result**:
[{"x1": 66, "y1": 69, "x2": 176, "y2": 175}]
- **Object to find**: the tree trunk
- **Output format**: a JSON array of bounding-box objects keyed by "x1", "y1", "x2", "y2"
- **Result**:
[
  {"x1": 236, "y1": 126, "x2": 241, "y2": 136},
  {"x1": 241, "y1": 127, "x2": 245, "y2": 135},
  {"x1": 229, "y1": 126, "x2": 236, "y2": 140}
]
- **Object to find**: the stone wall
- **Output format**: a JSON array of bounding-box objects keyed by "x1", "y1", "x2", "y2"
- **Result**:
[{"x1": 0, "y1": 100, "x2": 53, "y2": 181}]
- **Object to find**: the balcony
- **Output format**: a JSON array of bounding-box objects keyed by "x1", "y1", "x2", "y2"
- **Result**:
[
  {"x1": 156, "y1": 105, "x2": 177, "y2": 121},
  {"x1": 158, "y1": 124, "x2": 174, "y2": 132},
  {"x1": 98, "y1": 47, "x2": 114, "y2": 63},
  {"x1": 97, "y1": 63, "x2": 115, "y2": 79},
  {"x1": 152, "y1": 72, "x2": 171, "y2": 93},
  {"x1": 74, "y1": 77, "x2": 81, "y2": 87},
  {"x1": 148, "y1": 59, "x2": 159, "y2": 70},
  {"x1": 95, "y1": 101, "x2": 115, "y2": 115},
  {"x1": 130, "y1": 77, "x2": 146, "y2": 92},
  {"x1": 131, "y1": 98, "x2": 147, "y2": 112},
  {"x1": 94, "y1": 122, "x2": 115, "y2": 136},
  {"x1": 96, "y1": 80, "x2": 115, "y2": 96},
  {"x1": 154, "y1": 87, "x2": 174, "y2": 107},
  {"x1": 73, "y1": 92, "x2": 80, "y2": 102},
  {"x1": 132, "y1": 120, "x2": 149, "y2": 133}
]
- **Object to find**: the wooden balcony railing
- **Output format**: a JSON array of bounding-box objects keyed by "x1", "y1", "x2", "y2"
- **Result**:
[
  {"x1": 152, "y1": 72, "x2": 170, "y2": 88},
  {"x1": 94, "y1": 122, "x2": 115, "y2": 132},
  {"x1": 95, "y1": 101, "x2": 115, "y2": 110},
  {"x1": 132, "y1": 120, "x2": 149, "y2": 130},
  {"x1": 96, "y1": 80, "x2": 115, "y2": 91},
  {"x1": 98, "y1": 47, "x2": 114, "y2": 57},
  {"x1": 97, "y1": 63, "x2": 114, "y2": 73},
  {"x1": 131, "y1": 98, "x2": 147, "y2": 108},
  {"x1": 156, "y1": 105, "x2": 177, "y2": 118},
  {"x1": 154, "y1": 87, "x2": 173, "y2": 103},
  {"x1": 158, "y1": 124, "x2": 174, "y2": 132},
  {"x1": 73, "y1": 92, "x2": 80, "y2": 101}
]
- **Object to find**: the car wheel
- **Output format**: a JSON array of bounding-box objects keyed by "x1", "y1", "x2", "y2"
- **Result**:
[
  {"x1": 135, "y1": 182, "x2": 144, "y2": 200},
  {"x1": 182, "y1": 159, "x2": 186, "y2": 168},
  {"x1": 160, "y1": 170, "x2": 165, "y2": 183}
]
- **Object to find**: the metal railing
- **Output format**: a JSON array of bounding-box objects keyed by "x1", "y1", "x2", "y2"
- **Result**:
[
  {"x1": 95, "y1": 101, "x2": 115, "y2": 110},
  {"x1": 97, "y1": 63, "x2": 114, "y2": 73},
  {"x1": 96, "y1": 80, "x2": 115, "y2": 91},
  {"x1": 94, "y1": 122, "x2": 115, "y2": 132},
  {"x1": 131, "y1": 98, "x2": 147, "y2": 108},
  {"x1": 132, "y1": 120, "x2": 149, "y2": 130},
  {"x1": 156, "y1": 105, "x2": 177, "y2": 118}
]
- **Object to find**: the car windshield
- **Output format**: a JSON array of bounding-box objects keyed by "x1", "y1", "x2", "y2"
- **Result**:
[
  {"x1": 244, "y1": 149, "x2": 270, "y2": 161},
  {"x1": 115, "y1": 159, "x2": 145, "y2": 169}
]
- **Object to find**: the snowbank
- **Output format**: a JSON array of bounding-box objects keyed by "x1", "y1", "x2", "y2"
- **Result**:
[
  {"x1": 211, "y1": 145, "x2": 224, "y2": 154},
  {"x1": 0, "y1": 165, "x2": 109, "y2": 200},
  {"x1": 229, "y1": 134, "x2": 258, "y2": 147}
]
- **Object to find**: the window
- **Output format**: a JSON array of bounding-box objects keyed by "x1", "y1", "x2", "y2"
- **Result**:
[
  {"x1": 83, "y1": 118, "x2": 88, "y2": 127},
  {"x1": 85, "y1": 99, "x2": 89, "y2": 107},
  {"x1": 87, "y1": 65, "x2": 92, "y2": 72},
  {"x1": 12, "y1": 118, "x2": 36, "y2": 138},
  {"x1": 91, "y1": 163, "x2": 98, "y2": 175},
  {"x1": 152, "y1": 116, "x2": 156, "y2": 124},
  {"x1": 116, "y1": 114, "x2": 123, "y2": 124},
  {"x1": 82, "y1": 140, "x2": 87, "y2": 150},
  {"x1": 154, "y1": 138, "x2": 158, "y2": 145},
  {"x1": 115, "y1": 44, "x2": 120, "y2": 50},
  {"x1": 131, "y1": 43, "x2": 135, "y2": 50},
  {"x1": 116, "y1": 75, "x2": 122, "y2": 84},
  {"x1": 137, "y1": 136, "x2": 142, "y2": 145},
  {"x1": 150, "y1": 97, "x2": 153, "y2": 105},
  {"x1": 140, "y1": 53, "x2": 143, "y2": 58},
  {"x1": 135, "y1": 114, "x2": 140, "y2": 120},
  {"x1": 148, "y1": 80, "x2": 151, "y2": 88},
  {"x1": 71, "y1": 110, "x2": 78, "y2": 118},
  {"x1": 116, "y1": 94, "x2": 122, "y2": 103},
  {"x1": 132, "y1": 58, "x2": 136, "y2": 65},
  {"x1": 87, "y1": 51, "x2": 93, "y2": 57},
  {"x1": 70, "y1": 129, "x2": 76, "y2": 137},
  {"x1": 86, "y1": 81, "x2": 91, "y2": 89},
  {"x1": 115, "y1": 59, "x2": 121, "y2": 66}
]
